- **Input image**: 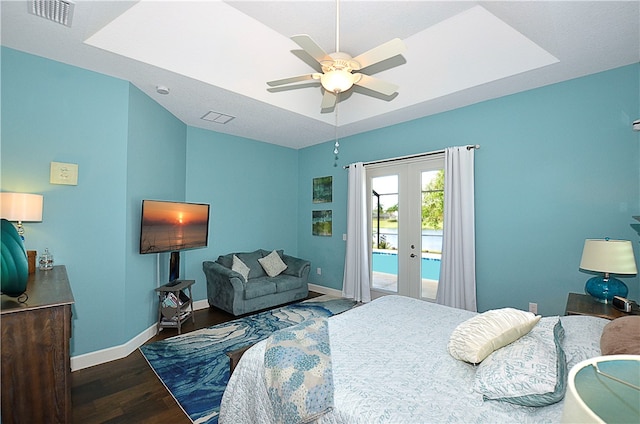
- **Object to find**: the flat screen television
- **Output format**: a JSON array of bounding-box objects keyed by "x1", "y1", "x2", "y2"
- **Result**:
[{"x1": 139, "y1": 199, "x2": 210, "y2": 282}]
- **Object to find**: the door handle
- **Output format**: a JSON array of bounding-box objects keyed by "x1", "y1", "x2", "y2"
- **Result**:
[{"x1": 410, "y1": 253, "x2": 417, "y2": 258}]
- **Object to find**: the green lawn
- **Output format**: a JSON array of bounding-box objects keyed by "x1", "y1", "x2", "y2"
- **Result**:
[{"x1": 376, "y1": 219, "x2": 397, "y2": 229}]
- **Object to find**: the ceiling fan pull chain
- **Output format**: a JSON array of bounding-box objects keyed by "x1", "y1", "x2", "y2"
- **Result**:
[{"x1": 333, "y1": 93, "x2": 340, "y2": 167}]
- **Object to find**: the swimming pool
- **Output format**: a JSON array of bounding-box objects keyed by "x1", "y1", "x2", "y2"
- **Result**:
[{"x1": 372, "y1": 251, "x2": 441, "y2": 280}]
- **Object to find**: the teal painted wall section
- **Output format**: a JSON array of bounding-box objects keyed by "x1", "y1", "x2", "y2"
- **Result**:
[
  {"x1": 1, "y1": 47, "x2": 130, "y2": 355},
  {"x1": 184, "y1": 126, "x2": 299, "y2": 301},
  {"x1": 125, "y1": 85, "x2": 187, "y2": 340},
  {"x1": 0, "y1": 47, "x2": 299, "y2": 357},
  {"x1": 298, "y1": 64, "x2": 640, "y2": 316}
]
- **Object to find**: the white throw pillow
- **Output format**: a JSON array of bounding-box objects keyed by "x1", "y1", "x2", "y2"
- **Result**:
[
  {"x1": 232, "y1": 255, "x2": 250, "y2": 282},
  {"x1": 448, "y1": 308, "x2": 541, "y2": 364},
  {"x1": 258, "y1": 250, "x2": 287, "y2": 277}
]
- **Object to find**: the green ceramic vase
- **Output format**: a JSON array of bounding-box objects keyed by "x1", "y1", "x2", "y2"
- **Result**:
[{"x1": 1, "y1": 218, "x2": 29, "y2": 297}]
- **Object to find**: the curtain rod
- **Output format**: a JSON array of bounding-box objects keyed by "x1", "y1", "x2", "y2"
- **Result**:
[{"x1": 343, "y1": 144, "x2": 480, "y2": 169}]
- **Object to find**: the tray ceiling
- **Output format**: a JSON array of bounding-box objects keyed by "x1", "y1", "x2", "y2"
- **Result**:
[{"x1": 2, "y1": 1, "x2": 638, "y2": 149}]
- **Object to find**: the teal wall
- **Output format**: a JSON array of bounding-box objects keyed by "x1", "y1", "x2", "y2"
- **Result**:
[
  {"x1": 1, "y1": 45, "x2": 638, "y2": 358},
  {"x1": 0, "y1": 47, "x2": 301, "y2": 357},
  {"x1": 1, "y1": 47, "x2": 130, "y2": 354},
  {"x1": 297, "y1": 64, "x2": 640, "y2": 316},
  {"x1": 184, "y1": 126, "x2": 299, "y2": 302},
  {"x1": 125, "y1": 85, "x2": 187, "y2": 339}
]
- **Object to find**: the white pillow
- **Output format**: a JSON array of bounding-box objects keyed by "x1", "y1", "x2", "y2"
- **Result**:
[
  {"x1": 258, "y1": 250, "x2": 287, "y2": 277},
  {"x1": 232, "y1": 255, "x2": 250, "y2": 282},
  {"x1": 448, "y1": 308, "x2": 541, "y2": 364},
  {"x1": 474, "y1": 317, "x2": 567, "y2": 406}
]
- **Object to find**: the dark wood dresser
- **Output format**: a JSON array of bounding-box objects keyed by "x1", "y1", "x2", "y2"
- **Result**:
[{"x1": 1, "y1": 265, "x2": 74, "y2": 423}]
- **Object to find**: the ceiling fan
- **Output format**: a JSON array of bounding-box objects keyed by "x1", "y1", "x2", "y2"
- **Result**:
[{"x1": 267, "y1": 0, "x2": 407, "y2": 111}]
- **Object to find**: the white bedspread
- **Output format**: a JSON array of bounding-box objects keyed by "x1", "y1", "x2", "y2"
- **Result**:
[{"x1": 220, "y1": 295, "x2": 607, "y2": 424}]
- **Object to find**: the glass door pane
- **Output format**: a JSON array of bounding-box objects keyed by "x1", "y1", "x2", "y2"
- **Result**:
[
  {"x1": 420, "y1": 170, "x2": 443, "y2": 300},
  {"x1": 371, "y1": 174, "x2": 398, "y2": 293}
]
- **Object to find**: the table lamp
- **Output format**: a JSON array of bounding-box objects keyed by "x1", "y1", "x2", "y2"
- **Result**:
[
  {"x1": 561, "y1": 355, "x2": 640, "y2": 423},
  {"x1": 579, "y1": 238, "x2": 637, "y2": 303},
  {"x1": 0, "y1": 192, "x2": 43, "y2": 239}
]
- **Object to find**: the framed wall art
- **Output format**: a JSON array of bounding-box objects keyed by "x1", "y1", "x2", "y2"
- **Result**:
[
  {"x1": 312, "y1": 210, "x2": 332, "y2": 237},
  {"x1": 312, "y1": 176, "x2": 332, "y2": 203}
]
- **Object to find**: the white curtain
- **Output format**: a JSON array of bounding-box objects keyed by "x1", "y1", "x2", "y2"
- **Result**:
[
  {"x1": 436, "y1": 147, "x2": 477, "y2": 311},
  {"x1": 342, "y1": 162, "x2": 371, "y2": 303}
]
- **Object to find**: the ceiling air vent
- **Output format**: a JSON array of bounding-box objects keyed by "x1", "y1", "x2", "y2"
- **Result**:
[
  {"x1": 29, "y1": 0, "x2": 74, "y2": 27},
  {"x1": 201, "y1": 111, "x2": 235, "y2": 125}
]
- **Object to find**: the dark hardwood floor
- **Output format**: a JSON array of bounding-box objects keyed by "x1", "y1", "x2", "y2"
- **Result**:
[{"x1": 71, "y1": 293, "x2": 322, "y2": 423}]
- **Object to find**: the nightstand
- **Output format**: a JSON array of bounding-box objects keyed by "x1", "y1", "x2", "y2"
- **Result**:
[{"x1": 565, "y1": 292, "x2": 638, "y2": 320}]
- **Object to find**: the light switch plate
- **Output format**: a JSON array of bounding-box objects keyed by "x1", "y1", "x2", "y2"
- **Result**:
[{"x1": 50, "y1": 161, "x2": 78, "y2": 185}]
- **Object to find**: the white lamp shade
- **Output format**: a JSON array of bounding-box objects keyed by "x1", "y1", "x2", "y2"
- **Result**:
[
  {"x1": 579, "y1": 239, "x2": 637, "y2": 275},
  {"x1": 561, "y1": 355, "x2": 640, "y2": 424},
  {"x1": 0, "y1": 192, "x2": 43, "y2": 222}
]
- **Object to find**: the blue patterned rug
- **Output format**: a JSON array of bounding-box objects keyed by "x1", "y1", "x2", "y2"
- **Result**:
[{"x1": 140, "y1": 296, "x2": 357, "y2": 424}]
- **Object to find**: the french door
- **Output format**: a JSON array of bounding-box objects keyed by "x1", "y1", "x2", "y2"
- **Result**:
[{"x1": 367, "y1": 155, "x2": 444, "y2": 300}]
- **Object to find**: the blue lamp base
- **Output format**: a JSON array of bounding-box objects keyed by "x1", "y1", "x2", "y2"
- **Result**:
[{"x1": 584, "y1": 275, "x2": 628, "y2": 304}]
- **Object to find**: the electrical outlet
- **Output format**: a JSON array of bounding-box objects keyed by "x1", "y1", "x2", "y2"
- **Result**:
[
  {"x1": 343, "y1": 233, "x2": 347, "y2": 241},
  {"x1": 316, "y1": 267, "x2": 321, "y2": 275},
  {"x1": 529, "y1": 302, "x2": 538, "y2": 314}
]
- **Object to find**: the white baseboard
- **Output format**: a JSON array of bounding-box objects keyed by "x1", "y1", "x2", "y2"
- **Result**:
[
  {"x1": 70, "y1": 324, "x2": 157, "y2": 371},
  {"x1": 71, "y1": 298, "x2": 211, "y2": 371},
  {"x1": 308, "y1": 283, "x2": 342, "y2": 298},
  {"x1": 192, "y1": 298, "x2": 210, "y2": 310},
  {"x1": 70, "y1": 290, "x2": 339, "y2": 371}
]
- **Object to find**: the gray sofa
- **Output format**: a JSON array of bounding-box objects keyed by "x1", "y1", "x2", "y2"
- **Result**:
[{"x1": 203, "y1": 249, "x2": 310, "y2": 316}]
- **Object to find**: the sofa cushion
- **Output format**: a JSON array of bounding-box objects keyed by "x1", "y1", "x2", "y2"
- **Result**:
[
  {"x1": 274, "y1": 274, "x2": 304, "y2": 293},
  {"x1": 236, "y1": 250, "x2": 267, "y2": 279},
  {"x1": 258, "y1": 250, "x2": 288, "y2": 277},
  {"x1": 216, "y1": 253, "x2": 234, "y2": 269},
  {"x1": 244, "y1": 278, "x2": 277, "y2": 300},
  {"x1": 232, "y1": 255, "x2": 250, "y2": 282},
  {"x1": 216, "y1": 250, "x2": 267, "y2": 279},
  {"x1": 260, "y1": 249, "x2": 284, "y2": 259}
]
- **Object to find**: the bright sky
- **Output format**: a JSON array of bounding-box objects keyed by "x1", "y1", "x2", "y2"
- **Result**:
[{"x1": 372, "y1": 171, "x2": 440, "y2": 209}]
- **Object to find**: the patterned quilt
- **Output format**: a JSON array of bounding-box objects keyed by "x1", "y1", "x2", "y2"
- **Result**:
[
  {"x1": 264, "y1": 318, "x2": 334, "y2": 423},
  {"x1": 220, "y1": 295, "x2": 608, "y2": 424}
]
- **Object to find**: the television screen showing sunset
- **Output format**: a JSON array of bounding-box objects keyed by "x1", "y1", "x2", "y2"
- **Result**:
[{"x1": 140, "y1": 200, "x2": 210, "y2": 254}]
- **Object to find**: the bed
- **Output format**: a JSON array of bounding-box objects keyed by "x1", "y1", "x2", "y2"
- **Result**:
[{"x1": 219, "y1": 295, "x2": 608, "y2": 423}]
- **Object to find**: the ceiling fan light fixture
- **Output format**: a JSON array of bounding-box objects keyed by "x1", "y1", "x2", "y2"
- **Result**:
[
  {"x1": 321, "y1": 69, "x2": 354, "y2": 93},
  {"x1": 266, "y1": 0, "x2": 405, "y2": 111}
]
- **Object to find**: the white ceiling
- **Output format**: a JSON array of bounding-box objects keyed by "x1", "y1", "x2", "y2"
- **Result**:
[{"x1": 2, "y1": 1, "x2": 639, "y2": 149}]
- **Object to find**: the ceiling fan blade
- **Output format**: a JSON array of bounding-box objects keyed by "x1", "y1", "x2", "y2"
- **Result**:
[
  {"x1": 353, "y1": 74, "x2": 399, "y2": 96},
  {"x1": 352, "y1": 38, "x2": 407, "y2": 70},
  {"x1": 291, "y1": 34, "x2": 331, "y2": 64},
  {"x1": 321, "y1": 90, "x2": 337, "y2": 110},
  {"x1": 267, "y1": 74, "x2": 319, "y2": 87}
]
